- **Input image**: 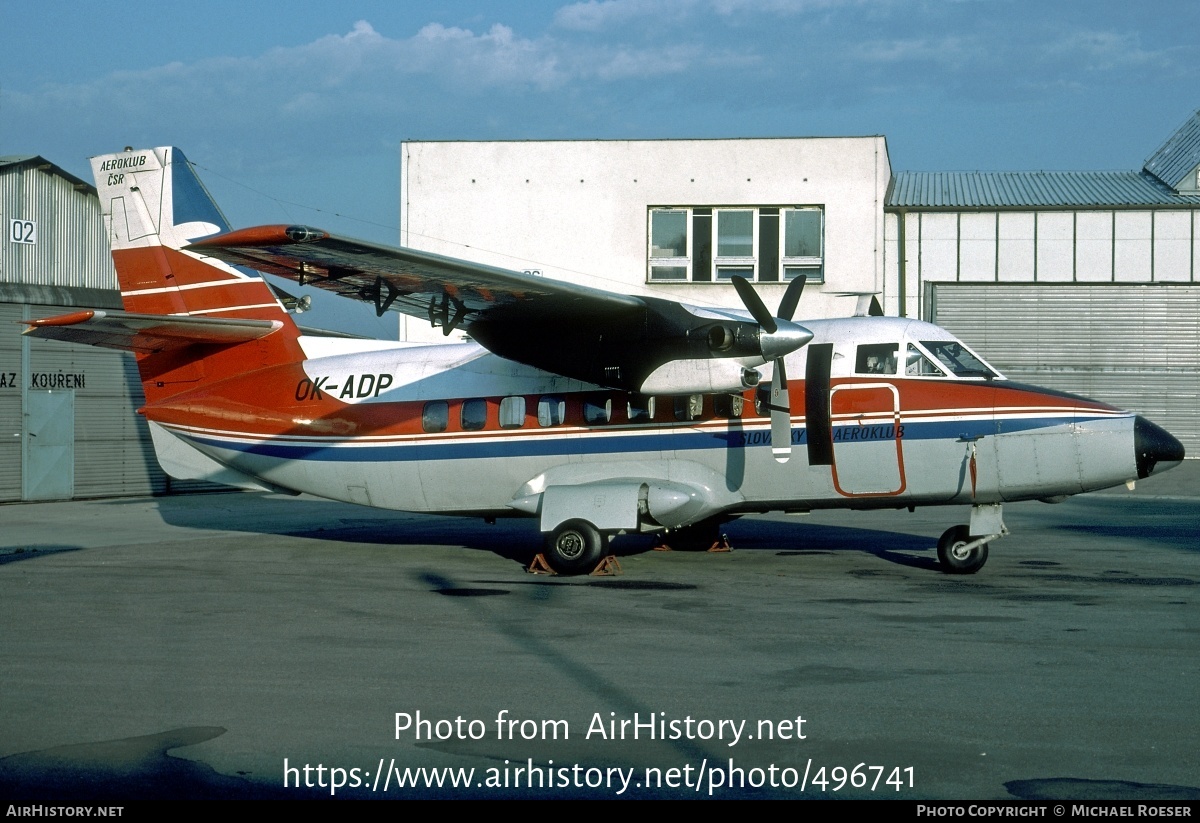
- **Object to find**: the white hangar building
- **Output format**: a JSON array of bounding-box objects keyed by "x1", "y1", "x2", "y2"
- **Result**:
[
  {"x1": 887, "y1": 112, "x2": 1200, "y2": 459},
  {"x1": 400, "y1": 113, "x2": 1200, "y2": 456}
]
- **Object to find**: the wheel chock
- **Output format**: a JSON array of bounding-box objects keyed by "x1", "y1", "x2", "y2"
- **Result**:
[
  {"x1": 527, "y1": 553, "x2": 557, "y2": 575},
  {"x1": 526, "y1": 553, "x2": 622, "y2": 576},
  {"x1": 652, "y1": 535, "x2": 733, "y2": 553},
  {"x1": 590, "y1": 555, "x2": 622, "y2": 576},
  {"x1": 708, "y1": 534, "x2": 733, "y2": 553}
]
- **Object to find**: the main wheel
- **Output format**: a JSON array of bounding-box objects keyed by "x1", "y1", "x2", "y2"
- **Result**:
[
  {"x1": 937, "y1": 525, "x2": 989, "y2": 574},
  {"x1": 543, "y1": 520, "x2": 605, "y2": 575}
]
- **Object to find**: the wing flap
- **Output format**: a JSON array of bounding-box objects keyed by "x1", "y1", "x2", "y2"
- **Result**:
[{"x1": 22, "y1": 310, "x2": 283, "y2": 353}]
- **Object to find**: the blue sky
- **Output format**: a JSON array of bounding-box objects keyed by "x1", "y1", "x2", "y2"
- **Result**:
[{"x1": 3, "y1": 1, "x2": 1198, "y2": 334}]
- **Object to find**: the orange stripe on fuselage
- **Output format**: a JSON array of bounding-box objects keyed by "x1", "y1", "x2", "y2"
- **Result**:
[{"x1": 139, "y1": 371, "x2": 1121, "y2": 445}]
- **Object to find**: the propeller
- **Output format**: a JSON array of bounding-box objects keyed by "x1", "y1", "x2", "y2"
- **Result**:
[{"x1": 731, "y1": 275, "x2": 811, "y2": 463}]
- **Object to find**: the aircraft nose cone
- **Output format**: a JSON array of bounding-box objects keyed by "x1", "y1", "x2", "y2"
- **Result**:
[
  {"x1": 759, "y1": 320, "x2": 814, "y2": 361},
  {"x1": 1134, "y1": 415, "x2": 1185, "y2": 479}
]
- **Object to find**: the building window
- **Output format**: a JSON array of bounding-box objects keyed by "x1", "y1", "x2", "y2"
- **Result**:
[
  {"x1": 782, "y1": 207, "x2": 823, "y2": 283},
  {"x1": 715, "y1": 209, "x2": 755, "y2": 279},
  {"x1": 649, "y1": 209, "x2": 689, "y2": 281},
  {"x1": 648, "y1": 206, "x2": 823, "y2": 283}
]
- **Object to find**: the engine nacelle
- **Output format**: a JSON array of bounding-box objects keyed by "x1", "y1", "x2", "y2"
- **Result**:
[{"x1": 637, "y1": 358, "x2": 762, "y2": 395}]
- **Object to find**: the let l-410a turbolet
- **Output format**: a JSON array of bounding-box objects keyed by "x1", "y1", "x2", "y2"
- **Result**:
[{"x1": 24, "y1": 147, "x2": 1185, "y2": 574}]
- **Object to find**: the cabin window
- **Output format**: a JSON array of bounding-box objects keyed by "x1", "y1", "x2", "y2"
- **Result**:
[
  {"x1": 422, "y1": 401, "x2": 449, "y2": 433},
  {"x1": 855, "y1": 343, "x2": 899, "y2": 375},
  {"x1": 648, "y1": 205, "x2": 825, "y2": 283},
  {"x1": 584, "y1": 396, "x2": 612, "y2": 424},
  {"x1": 906, "y1": 344, "x2": 946, "y2": 377},
  {"x1": 499, "y1": 396, "x2": 526, "y2": 429},
  {"x1": 674, "y1": 394, "x2": 704, "y2": 421},
  {"x1": 461, "y1": 398, "x2": 487, "y2": 431},
  {"x1": 921, "y1": 341, "x2": 997, "y2": 379},
  {"x1": 713, "y1": 394, "x2": 744, "y2": 418},
  {"x1": 628, "y1": 396, "x2": 655, "y2": 422},
  {"x1": 538, "y1": 396, "x2": 566, "y2": 427}
]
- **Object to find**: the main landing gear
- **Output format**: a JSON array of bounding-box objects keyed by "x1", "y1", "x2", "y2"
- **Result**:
[{"x1": 530, "y1": 520, "x2": 621, "y2": 576}]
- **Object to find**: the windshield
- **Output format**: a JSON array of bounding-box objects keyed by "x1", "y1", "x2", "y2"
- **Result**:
[
  {"x1": 919, "y1": 340, "x2": 998, "y2": 379},
  {"x1": 906, "y1": 344, "x2": 946, "y2": 377}
]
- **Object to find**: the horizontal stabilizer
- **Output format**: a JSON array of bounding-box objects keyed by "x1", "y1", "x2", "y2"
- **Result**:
[{"x1": 22, "y1": 310, "x2": 283, "y2": 353}]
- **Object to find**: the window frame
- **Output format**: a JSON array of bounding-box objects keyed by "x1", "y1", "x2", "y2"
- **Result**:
[
  {"x1": 780, "y1": 206, "x2": 825, "y2": 284},
  {"x1": 648, "y1": 208, "x2": 691, "y2": 282},
  {"x1": 648, "y1": 205, "x2": 825, "y2": 284}
]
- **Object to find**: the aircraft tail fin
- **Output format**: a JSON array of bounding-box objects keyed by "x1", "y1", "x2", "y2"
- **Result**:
[{"x1": 83, "y1": 147, "x2": 304, "y2": 402}]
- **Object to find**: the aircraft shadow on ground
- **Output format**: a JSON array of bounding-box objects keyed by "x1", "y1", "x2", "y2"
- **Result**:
[
  {"x1": 140, "y1": 493, "x2": 939, "y2": 573},
  {"x1": 0, "y1": 545, "x2": 83, "y2": 566}
]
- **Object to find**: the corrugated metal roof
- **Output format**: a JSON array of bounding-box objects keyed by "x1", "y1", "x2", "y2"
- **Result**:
[
  {"x1": 886, "y1": 170, "x2": 1200, "y2": 209},
  {"x1": 0, "y1": 155, "x2": 93, "y2": 192},
  {"x1": 1142, "y1": 110, "x2": 1200, "y2": 190}
]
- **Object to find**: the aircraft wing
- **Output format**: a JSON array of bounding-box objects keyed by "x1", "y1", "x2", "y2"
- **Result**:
[
  {"x1": 22, "y1": 310, "x2": 283, "y2": 353},
  {"x1": 186, "y1": 224, "x2": 809, "y2": 396},
  {"x1": 186, "y1": 225, "x2": 644, "y2": 330}
]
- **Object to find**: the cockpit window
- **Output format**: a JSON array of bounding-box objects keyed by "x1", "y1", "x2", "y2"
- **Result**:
[
  {"x1": 920, "y1": 340, "x2": 997, "y2": 379},
  {"x1": 906, "y1": 344, "x2": 946, "y2": 377},
  {"x1": 855, "y1": 343, "x2": 898, "y2": 375}
]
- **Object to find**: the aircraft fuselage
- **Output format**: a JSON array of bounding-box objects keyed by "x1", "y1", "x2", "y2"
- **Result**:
[{"x1": 143, "y1": 316, "x2": 1181, "y2": 527}]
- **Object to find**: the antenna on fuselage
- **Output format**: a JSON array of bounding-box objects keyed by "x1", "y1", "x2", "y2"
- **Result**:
[{"x1": 832, "y1": 292, "x2": 885, "y2": 317}]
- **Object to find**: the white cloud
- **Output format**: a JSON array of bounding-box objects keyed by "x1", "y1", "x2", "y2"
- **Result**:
[
  {"x1": 554, "y1": 0, "x2": 700, "y2": 32},
  {"x1": 553, "y1": 0, "x2": 851, "y2": 31},
  {"x1": 7, "y1": 4, "x2": 1198, "y2": 185}
]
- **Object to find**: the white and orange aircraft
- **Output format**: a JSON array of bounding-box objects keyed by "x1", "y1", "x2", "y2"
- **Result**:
[{"x1": 25, "y1": 147, "x2": 1185, "y2": 574}]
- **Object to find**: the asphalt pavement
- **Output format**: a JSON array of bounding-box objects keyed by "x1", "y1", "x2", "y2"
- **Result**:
[{"x1": 1, "y1": 462, "x2": 1197, "y2": 800}]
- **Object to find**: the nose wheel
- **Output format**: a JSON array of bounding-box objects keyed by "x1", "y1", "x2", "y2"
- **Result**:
[{"x1": 937, "y1": 525, "x2": 989, "y2": 574}]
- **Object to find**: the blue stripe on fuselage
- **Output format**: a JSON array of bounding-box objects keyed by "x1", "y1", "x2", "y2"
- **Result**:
[{"x1": 175, "y1": 414, "x2": 1089, "y2": 463}]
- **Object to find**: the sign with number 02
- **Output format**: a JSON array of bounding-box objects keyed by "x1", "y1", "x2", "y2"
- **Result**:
[{"x1": 10, "y1": 219, "x2": 37, "y2": 245}]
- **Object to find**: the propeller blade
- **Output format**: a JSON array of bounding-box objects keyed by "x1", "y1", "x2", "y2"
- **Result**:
[
  {"x1": 731, "y1": 275, "x2": 777, "y2": 334},
  {"x1": 731, "y1": 274, "x2": 802, "y2": 461},
  {"x1": 777, "y1": 274, "x2": 806, "y2": 322},
  {"x1": 769, "y1": 358, "x2": 792, "y2": 463}
]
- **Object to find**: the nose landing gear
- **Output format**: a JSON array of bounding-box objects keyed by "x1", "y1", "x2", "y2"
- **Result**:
[
  {"x1": 937, "y1": 525, "x2": 989, "y2": 574},
  {"x1": 936, "y1": 504, "x2": 1008, "y2": 574}
]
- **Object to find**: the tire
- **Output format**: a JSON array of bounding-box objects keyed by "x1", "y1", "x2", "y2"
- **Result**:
[
  {"x1": 543, "y1": 520, "x2": 605, "y2": 575},
  {"x1": 937, "y1": 525, "x2": 989, "y2": 574}
]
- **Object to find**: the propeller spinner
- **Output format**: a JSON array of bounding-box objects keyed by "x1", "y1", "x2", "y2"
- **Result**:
[{"x1": 731, "y1": 275, "x2": 811, "y2": 462}]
